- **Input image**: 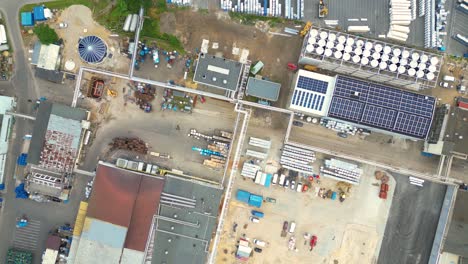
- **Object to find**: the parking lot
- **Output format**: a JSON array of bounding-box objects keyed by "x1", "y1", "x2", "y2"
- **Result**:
[
  {"x1": 78, "y1": 75, "x2": 237, "y2": 183},
  {"x1": 217, "y1": 161, "x2": 395, "y2": 263}
]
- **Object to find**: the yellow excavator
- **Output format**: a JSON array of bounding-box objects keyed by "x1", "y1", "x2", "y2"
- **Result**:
[
  {"x1": 300, "y1": 21, "x2": 312, "y2": 37},
  {"x1": 107, "y1": 88, "x2": 117, "y2": 97},
  {"x1": 319, "y1": 0, "x2": 328, "y2": 18}
]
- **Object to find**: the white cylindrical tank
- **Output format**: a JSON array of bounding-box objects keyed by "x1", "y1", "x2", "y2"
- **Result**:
[
  {"x1": 383, "y1": 46, "x2": 392, "y2": 54},
  {"x1": 338, "y1": 35, "x2": 346, "y2": 44},
  {"x1": 391, "y1": 56, "x2": 399, "y2": 64},
  {"x1": 420, "y1": 54, "x2": 429, "y2": 63},
  {"x1": 401, "y1": 50, "x2": 410, "y2": 58},
  {"x1": 328, "y1": 33, "x2": 337, "y2": 42},
  {"x1": 430, "y1": 56, "x2": 439, "y2": 65},
  {"x1": 316, "y1": 46, "x2": 324, "y2": 55},
  {"x1": 411, "y1": 52, "x2": 420, "y2": 61},
  {"x1": 308, "y1": 36, "x2": 317, "y2": 45},
  {"x1": 373, "y1": 52, "x2": 381, "y2": 60},
  {"x1": 428, "y1": 65, "x2": 437, "y2": 72},
  {"x1": 398, "y1": 65, "x2": 406, "y2": 74},
  {"x1": 410, "y1": 60, "x2": 418, "y2": 68},
  {"x1": 64, "y1": 60, "x2": 76, "y2": 71},
  {"x1": 334, "y1": 51, "x2": 343, "y2": 59},
  {"x1": 426, "y1": 72, "x2": 435, "y2": 80},
  {"x1": 343, "y1": 53, "x2": 351, "y2": 61},
  {"x1": 389, "y1": 64, "x2": 398, "y2": 71},
  {"x1": 336, "y1": 43, "x2": 344, "y2": 51},
  {"x1": 361, "y1": 57, "x2": 369, "y2": 65},
  {"x1": 326, "y1": 41, "x2": 335, "y2": 49},
  {"x1": 363, "y1": 49, "x2": 371, "y2": 57},
  {"x1": 325, "y1": 48, "x2": 333, "y2": 57},
  {"x1": 364, "y1": 42, "x2": 373, "y2": 50},
  {"x1": 381, "y1": 54, "x2": 390, "y2": 61},
  {"x1": 346, "y1": 38, "x2": 355, "y2": 46},
  {"x1": 320, "y1": 31, "x2": 328, "y2": 39},
  {"x1": 416, "y1": 70, "x2": 424, "y2": 78},
  {"x1": 318, "y1": 39, "x2": 326, "y2": 47},
  {"x1": 408, "y1": 68, "x2": 416, "y2": 76},
  {"x1": 399, "y1": 58, "x2": 408, "y2": 66},
  {"x1": 371, "y1": 59, "x2": 379, "y2": 67},
  {"x1": 310, "y1": 29, "x2": 319, "y2": 38},
  {"x1": 393, "y1": 48, "x2": 402, "y2": 57},
  {"x1": 306, "y1": 44, "x2": 314, "y2": 53},
  {"x1": 356, "y1": 39, "x2": 365, "y2": 48},
  {"x1": 344, "y1": 45, "x2": 353, "y2": 53},
  {"x1": 354, "y1": 48, "x2": 363, "y2": 55},
  {"x1": 352, "y1": 55, "x2": 361, "y2": 63},
  {"x1": 418, "y1": 63, "x2": 426, "y2": 70},
  {"x1": 375, "y1": 44, "x2": 383, "y2": 52},
  {"x1": 379, "y1": 61, "x2": 388, "y2": 70},
  {"x1": 123, "y1": 14, "x2": 132, "y2": 32}
]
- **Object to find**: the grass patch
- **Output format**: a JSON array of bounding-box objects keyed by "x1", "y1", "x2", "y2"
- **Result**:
[
  {"x1": 228, "y1": 12, "x2": 284, "y2": 25},
  {"x1": 33, "y1": 24, "x2": 59, "y2": 44}
]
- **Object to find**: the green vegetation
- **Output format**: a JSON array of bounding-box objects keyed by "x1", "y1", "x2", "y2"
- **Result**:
[
  {"x1": 33, "y1": 24, "x2": 59, "y2": 45},
  {"x1": 229, "y1": 12, "x2": 284, "y2": 25}
]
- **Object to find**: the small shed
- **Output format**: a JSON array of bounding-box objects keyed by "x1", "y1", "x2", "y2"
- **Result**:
[
  {"x1": 246, "y1": 77, "x2": 281, "y2": 102},
  {"x1": 21, "y1": 12, "x2": 34, "y2": 26},
  {"x1": 33, "y1": 6, "x2": 46, "y2": 21}
]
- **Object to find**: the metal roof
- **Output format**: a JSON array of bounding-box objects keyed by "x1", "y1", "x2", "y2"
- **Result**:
[
  {"x1": 35, "y1": 68, "x2": 64, "y2": 84},
  {"x1": 33, "y1": 6, "x2": 46, "y2": 21},
  {"x1": 444, "y1": 190, "x2": 468, "y2": 257},
  {"x1": 78, "y1": 36, "x2": 107, "y2": 64},
  {"x1": 21, "y1": 12, "x2": 34, "y2": 26},
  {"x1": 193, "y1": 53, "x2": 243, "y2": 91},
  {"x1": 245, "y1": 77, "x2": 281, "y2": 101}
]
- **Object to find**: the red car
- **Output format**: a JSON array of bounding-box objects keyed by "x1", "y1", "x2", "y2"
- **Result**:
[{"x1": 310, "y1": 235, "x2": 318, "y2": 251}]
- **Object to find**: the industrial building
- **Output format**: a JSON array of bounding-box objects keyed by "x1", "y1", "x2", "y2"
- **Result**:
[
  {"x1": 245, "y1": 77, "x2": 281, "y2": 102},
  {"x1": 69, "y1": 162, "x2": 165, "y2": 264},
  {"x1": 193, "y1": 53, "x2": 243, "y2": 94},
  {"x1": 31, "y1": 42, "x2": 61, "y2": 71},
  {"x1": 25, "y1": 102, "x2": 88, "y2": 200},
  {"x1": 424, "y1": 98, "x2": 468, "y2": 158},
  {"x1": 299, "y1": 27, "x2": 442, "y2": 90},
  {"x1": 441, "y1": 190, "x2": 468, "y2": 262},
  {"x1": 149, "y1": 174, "x2": 223, "y2": 264},
  {"x1": 0, "y1": 96, "x2": 15, "y2": 188}
]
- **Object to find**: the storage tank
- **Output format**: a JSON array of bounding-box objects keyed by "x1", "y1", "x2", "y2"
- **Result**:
[
  {"x1": 328, "y1": 33, "x2": 337, "y2": 42},
  {"x1": 364, "y1": 42, "x2": 373, "y2": 50},
  {"x1": 379, "y1": 61, "x2": 388, "y2": 70},
  {"x1": 391, "y1": 56, "x2": 399, "y2": 64},
  {"x1": 316, "y1": 46, "x2": 324, "y2": 55},
  {"x1": 411, "y1": 52, "x2": 420, "y2": 61},
  {"x1": 361, "y1": 57, "x2": 369, "y2": 65},
  {"x1": 426, "y1": 72, "x2": 435, "y2": 80},
  {"x1": 338, "y1": 35, "x2": 346, "y2": 44},
  {"x1": 326, "y1": 41, "x2": 335, "y2": 49},
  {"x1": 356, "y1": 39, "x2": 364, "y2": 48},
  {"x1": 383, "y1": 46, "x2": 392, "y2": 54},
  {"x1": 363, "y1": 49, "x2": 371, "y2": 57},
  {"x1": 352, "y1": 54, "x2": 361, "y2": 63},
  {"x1": 374, "y1": 44, "x2": 383, "y2": 52},
  {"x1": 354, "y1": 48, "x2": 363, "y2": 56},
  {"x1": 318, "y1": 39, "x2": 326, "y2": 47},
  {"x1": 401, "y1": 50, "x2": 410, "y2": 58},
  {"x1": 344, "y1": 45, "x2": 353, "y2": 53},
  {"x1": 389, "y1": 64, "x2": 398, "y2": 72},
  {"x1": 381, "y1": 54, "x2": 389, "y2": 61},
  {"x1": 399, "y1": 58, "x2": 408, "y2": 66},
  {"x1": 346, "y1": 37, "x2": 355, "y2": 46},
  {"x1": 320, "y1": 31, "x2": 328, "y2": 39},
  {"x1": 334, "y1": 51, "x2": 343, "y2": 59},
  {"x1": 430, "y1": 56, "x2": 439, "y2": 65},
  {"x1": 306, "y1": 44, "x2": 314, "y2": 53},
  {"x1": 343, "y1": 53, "x2": 351, "y2": 61},
  {"x1": 123, "y1": 14, "x2": 132, "y2": 32},
  {"x1": 428, "y1": 65, "x2": 437, "y2": 72},
  {"x1": 372, "y1": 52, "x2": 381, "y2": 60},
  {"x1": 416, "y1": 70, "x2": 424, "y2": 78},
  {"x1": 371, "y1": 59, "x2": 379, "y2": 67},
  {"x1": 324, "y1": 48, "x2": 333, "y2": 57},
  {"x1": 310, "y1": 29, "x2": 319, "y2": 38},
  {"x1": 336, "y1": 43, "x2": 344, "y2": 51},
  {"x1": 130, "y1": 14, "x2": 139, "y2": 32},
  {"x1": 408, "y1": 68, "x2": 416, "y2": 76},
  {"x1": 420, "y1": 54, "x2": 429, "y2": 63},
  {"x1": 418, "y1": 63, "x2": 426, "y2": 70},
  {"x1": 398, "y1": 65, "x2": 406, "y2": 74},
  {"x1": 410, "y1": 60, "x2": 418, "y2": 68},
  {"x1": 393, "y1": 48, "x2": 401, "y2": 56},
  {"x1": 308, "y1": 36, "x2": 317, "y2": 44}
]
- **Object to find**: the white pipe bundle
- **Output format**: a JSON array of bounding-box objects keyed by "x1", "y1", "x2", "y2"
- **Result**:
[
  {"x1": 348, "y1": 26, "x2": 371, "y2": 32},
  {"x1": 392, "y1": 25, "x2": 410, "y2": 33}
]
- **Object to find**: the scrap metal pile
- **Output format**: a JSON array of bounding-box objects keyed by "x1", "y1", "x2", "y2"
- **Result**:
[
  {"x1": 109, "y1": 137, "x2": 148, "y2": 154},
  {"x1": 133, "y1": 82, "x2": 155, "y2": 112}
]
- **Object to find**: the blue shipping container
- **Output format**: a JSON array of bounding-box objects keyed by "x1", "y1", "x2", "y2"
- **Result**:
[
  {"x1": 236, "y1": 189, "x2": 250, "y2": 203},
  {"x1": 264, "y1": 174, "x2": 272, "y2": 187},
  {"x1": 248, "y1": 194, "x2": 263, "y2": 208},
  {"x1": 251, "y1": 210, "x2": 264, "y2": 218},
  {"x1": 331, "y1": 192, "x2": 337, "y2": 200}
]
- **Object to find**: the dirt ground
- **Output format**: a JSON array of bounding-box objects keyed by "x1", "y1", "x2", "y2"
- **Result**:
[
  {"x1": 76, "y1": 72, "x2": 238, "y2": 182},
  {"x1": 216, "y1": 163, "x2": 395, "y2": 264},
  {"x1": 54, "y1": 5, "x2": 130, "y2": 74}
]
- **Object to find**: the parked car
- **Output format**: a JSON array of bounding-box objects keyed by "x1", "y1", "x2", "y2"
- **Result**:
[
  {"x1": 282, "y1": 221, "x2": 289, "y2": 232},
  {"x1": 293, "y1": 121, "x2": 304, "y2": 127},
  {"x1": 284, "y1": 179, "x2": 290, "y2": 188},
  {"x1": 58, "y1": 22, "x2": 68, "y2": 28},
  {"x1": 439, "y1": 81, "x2": 449, "y2": 88},
  {"x1": 290, "y1": 180, "x2": 296, "y2": 190},
  {"x1": 253, "y1": 239, "x2": 266, "y2": 247},
  {"x1": 296, "y1": 183, "x2": 303, "y2": 192},
  {"x1": 310, "y1": 235, "x2": 318, "y2": 251},
  {"x1": 272, "y1": 174, "x2": 278, "y2": 185},
  {"x1": 279, "y1": 174, "x2": 286, "y2": 186},
  {"x1": 288, "y1": 221, "x2": 296, "y2": 233},
  {"x1": 337, "y1": 132, "x2": 348, "y2": 138},
  {"x1": 254, "y1": 247, "x2": 263, "y2": 253},
  {"x1": 249, "y1": 216, "x2": 260, "y2": 223}
]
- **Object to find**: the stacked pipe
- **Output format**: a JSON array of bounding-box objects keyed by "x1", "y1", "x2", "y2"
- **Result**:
[
  {"x1": 387, "y1": 0, "x2": 414, "y2": 42},
  {"x1": 424, "y1": 0, "x2": 434, "y2": 47},
  {"x1": 410, "y1": 0, "x2": 417, "y2": 20},
  {"x1": 418, "y1": 0, "x2": 425, "y2": 16}
]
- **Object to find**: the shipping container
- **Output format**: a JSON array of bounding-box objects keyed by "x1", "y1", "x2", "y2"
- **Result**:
[
  {"x1": 264, "y1": 174, "x2": 272, "y2": 187},
  {"x1": 236, "y1": 190, "x2": 251, "y2": 203},
  {"x1": 251, "y1": 210, "x2": 265, "y2": 218},
  {"x1": 248, "y1": 194, "x2": 263, "y2": 208}
]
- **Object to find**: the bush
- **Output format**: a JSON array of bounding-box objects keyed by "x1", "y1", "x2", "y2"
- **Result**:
[{"x1": 33, "y1": 24, "x2": 58, "y2": 45}]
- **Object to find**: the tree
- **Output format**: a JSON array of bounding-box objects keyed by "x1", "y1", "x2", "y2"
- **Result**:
[{"x1": 33, "y1": 24, "x2": 58, "y2": 45}]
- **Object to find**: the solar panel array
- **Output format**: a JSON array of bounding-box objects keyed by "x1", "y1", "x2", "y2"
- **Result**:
[
  {"x1": 291, "y1": 76, "x2": 329, "y2": 112},
  {"x1": 327, "y1": 75, "x2": 436, "y2": 139}
]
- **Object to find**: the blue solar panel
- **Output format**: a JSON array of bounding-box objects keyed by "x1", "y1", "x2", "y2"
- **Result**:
[
  {"x1": 327, "y1": 75, "x2": 436, "y2": 139},
  {"x1": 291, "y1": 90, "x2": 325, "y2": 111},
  {"x1": 297, "y1": 76, "x2": 328, "y2": 94}
]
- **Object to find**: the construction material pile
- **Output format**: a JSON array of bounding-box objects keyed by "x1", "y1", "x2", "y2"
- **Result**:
[
  {"x1": 133, "y1": 82, "x2": 155, "y2": 112},
  {"x1": 189, "y1": 129, "x2": 232, "y2": 170},
  {"x1": 109, "y1": 137, "x2": 148, "y2": 154},
  {"x1": 387, "y1": 0, "x2": 416, "y2": 42}
]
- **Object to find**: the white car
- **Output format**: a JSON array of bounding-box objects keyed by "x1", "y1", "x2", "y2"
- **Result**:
[
  {"x1": 253, "y1": 239, "x2": 266, "y2": 247},
  {"x1": 249, "y1": 216, "x2": 260, "y2": 223},
  {"x1": 58, "y1": 22, "x2": 68, "y2": 28},
  {"x1": 296, "y1": 183, "x2": 303, "y2": 192},
  {"x1": 290, "y1": 180, "x2": 296, "y2": 190}
]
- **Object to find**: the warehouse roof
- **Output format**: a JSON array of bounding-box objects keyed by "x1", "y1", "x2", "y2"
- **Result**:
[
  {"x1": 31, "y1": 42, "x2": 61, "y2": 71},
  {"x1": 151, "y1": 174, "x2": 223, "y2": 264},
  {"x1": 193, "y1": 53, "x2": 243, "y2": 91},
  {"x1": 443, "y1": 190, "x2": 468, "y2": 257},
  {"x1": 21, "y1": 12, "x2": 34, "y2": 26},
  {"x1": 33, "y1": 6, "x2": 46, "y2": 21},
  {"x1": 442, "y1": 104, "x2": 468, "y2": 155},
  {"x1": 246, "y1": 77, "x2": 281, "y2": 101}
]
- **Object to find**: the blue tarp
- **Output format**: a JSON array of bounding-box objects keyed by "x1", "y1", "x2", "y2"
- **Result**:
[
  {"x1": 21, "y1": 12, "x2": 34, "y2": 26},
  {"x1": 15, "y1": 183, "x2": 29, "y2": 199},
  {"x1": 264, "y1": 174, "x2": 272, "y2": 187},
  {"x1": 33, "y1": 6, "x2": 46, "y2": 21},
  {"x1": 236, "y1": 189, "x2": 250, "y2": 203},
  {"x1": 17, "y1": 153, "x2": 28, "y2": 166},
  {"x1": 248, "y1": 194, "x2": 263, "y2": 208},
  {"x1": 0, "y1": 183, "x2": 5, "y2": 190}
]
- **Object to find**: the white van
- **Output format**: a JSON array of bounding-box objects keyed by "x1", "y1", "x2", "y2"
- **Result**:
[
  {"x1": 253, "y1": 239, "x2": 266, "y2": 247},
  {"x1": 272, "y1": 174, "x2": 278, "y2": 185},
  {"x1": 288, "y1": 221, "x2": 296, "y2": 233},
  {"x1": 279, "y1": 174, "x2": 286, "y2": 186},
  {"x1": 443, "y1": 75, "x2": 455, "y2": 82}
]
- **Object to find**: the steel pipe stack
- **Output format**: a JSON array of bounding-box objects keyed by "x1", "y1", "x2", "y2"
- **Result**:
[{"x1": 387, "y1": 0, "x2": 414, "y2": 42}]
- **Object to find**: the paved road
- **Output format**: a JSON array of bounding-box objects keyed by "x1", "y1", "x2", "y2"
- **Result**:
[{"x1": 378, "y1": 173, "x2": 447, "y2": 264}]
